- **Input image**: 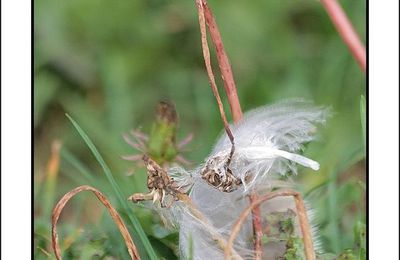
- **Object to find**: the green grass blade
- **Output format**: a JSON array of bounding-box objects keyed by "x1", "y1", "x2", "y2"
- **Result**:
[
  {"x1": 360, "y1": 95, "x2": 366, "y2": 151},
  {"x1": 66, "y1": 114, "x2": 158, "y2": 260}
]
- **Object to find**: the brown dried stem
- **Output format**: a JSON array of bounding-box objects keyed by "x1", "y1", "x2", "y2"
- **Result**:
[
  {"x1": 195, "y1": 1, "x2": 263, "y2": 258},
  {"x1": 321, "y1": 0, "x2": 366, "y2": 72},
  {"x1": 249, "y1": 196, "x2": 263, "y2": 260},
  {"x1": 201, "y1": 0, "x2": 243, "y2": 121},
  {"x1": 195, "y1": 0, "x2": 262, "y2": 257},
  {"x1": 224, "y1": 189, "x2": 315, "y2": 260},
  {"x1": 51, "y1": 185, "x2": 140, "y2": 260},
  {"x1": 195, "y1": 0, "x2": 235, "y2": 145}
]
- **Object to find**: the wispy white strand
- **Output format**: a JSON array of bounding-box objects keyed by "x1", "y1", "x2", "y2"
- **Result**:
[{"x1": 168, "y1": 165, "x2": 199, "y2": 193}]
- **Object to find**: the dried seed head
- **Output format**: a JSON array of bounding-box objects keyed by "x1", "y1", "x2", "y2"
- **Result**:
[{"x1": 200, "y1": 153, "x2": 243, "y2": 192}]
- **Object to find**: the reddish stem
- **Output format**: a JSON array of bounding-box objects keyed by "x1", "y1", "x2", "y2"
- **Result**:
[
  {"x1": 321, "y1": 0, "x2": 366, "y2": 72},
  {"x1": 195, "y1": 0, "x2": 235, "y2": 145},
  {"x1": 197, "y1": 1, "x2": 263, "y2": 258},
  {"x1": 248, "y1": 193, "x2": 263, "y2": 259},
  {"x1": 202, "y1": 0, "x2": 243, "y2": 121}
]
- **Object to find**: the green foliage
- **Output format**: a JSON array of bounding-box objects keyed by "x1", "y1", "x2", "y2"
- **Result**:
[
  {"x1": 283, "y1": 237, "x2": 306, "y2": 260},
  {"x1": 360, "y1": 95, "x2": 367, "y2": 151},
  {"x1": 353, "y1": 221, "x2": 366, "y2": 260},
  {"x1": 34, "y1": 0, "x2": 366, "y2": 258},
  {"x1": 264, "y1": 210, "x2": 306, "y2": 259},
  {"x1": 338, "y1": 249, "x2": 357, "y2": 260}
]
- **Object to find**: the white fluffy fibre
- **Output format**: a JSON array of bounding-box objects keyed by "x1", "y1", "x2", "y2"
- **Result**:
[
  {"x1": 178, "y1": 181, "x2": 324, "y2": 259},
  {"x1": 172, "y1": 99, "x2": 329, "y2": 259},
  {"x1": 179, "y1": 180, "x2": 255, "y2": 260}
]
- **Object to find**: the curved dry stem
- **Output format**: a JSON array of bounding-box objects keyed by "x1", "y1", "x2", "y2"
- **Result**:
[
  {"x1": 224, "y1": 189, "x2": 315, "y2": 260},
  {"x1": 51, "y1": 185, "x2": 140, "y2": 260}
]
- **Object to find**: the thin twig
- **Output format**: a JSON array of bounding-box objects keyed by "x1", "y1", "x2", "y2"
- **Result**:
[
  {"x1": 293, "y1": 192, "x2": 315, "y2": 260},
  {"x1": 51, "y1": 185, "x2": 140, "y2": 260},
  {"x1": 321, "y1": 0, "x2": 366, "y2": 72},
  {"x1": 195, "y1": 0, "x2": 235, "y2": 145},
  {"x1": 249, "y1": 194, "x2": 263, "y2": 260},
  {"x1": 224, "y1": 189, "x2": 315, "y2": 260},
  {"x1": 195, "y1": 1, "x2": 263, "y2": 258},
  {"x1": 201, "y1": 0, "x2": 243, "y2": 121}
]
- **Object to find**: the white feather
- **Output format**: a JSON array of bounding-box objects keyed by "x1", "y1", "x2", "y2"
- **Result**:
[
  {"x1": 172, "y1": 99, "x2": 329, "y2": 259},
  {"x1": 204, "y1": 99, "x2": 329, "y2": 191}
]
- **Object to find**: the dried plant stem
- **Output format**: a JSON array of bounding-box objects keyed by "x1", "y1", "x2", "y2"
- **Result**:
[
  {"x1": 225, "y1": 189, "x2": 315, "y2": 260},
  {"x1": 201, "y1": 0, "x2": 243, "y2": 121},
  {"x1": 249, "y1": 193, "x2": 263, "y2": 260},
  {"x1": 51, "y1": 185, "x2": 140, "y2": 260},
  {"x1": 177, "y1": 193, "x2": 243, "y2": 260},
  {"x1": 195, "y1": 0, "x2": 234, "y2": 144},
  {"x1": 195, "y1": 1, "x2": 263, "y2": 257},
  {"x1": 321, "y1": 0, "x2": 366, "y2": 72}
]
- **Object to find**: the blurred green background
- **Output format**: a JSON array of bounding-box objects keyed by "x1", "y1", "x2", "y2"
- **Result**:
[{"x1": 34, "y1": 0, "x2": 366, "y2": 259}]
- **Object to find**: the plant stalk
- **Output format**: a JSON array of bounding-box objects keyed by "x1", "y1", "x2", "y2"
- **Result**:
[
  {"x1": 195, "y1": 1, "x2": 263, "y2": 258},
  {"x1": 321, "y1": 0, "x2": 366, "y2": 72}
]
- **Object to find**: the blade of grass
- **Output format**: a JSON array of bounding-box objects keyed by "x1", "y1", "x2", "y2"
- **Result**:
[
  {"x1": 66, "y1": 114, "x2": 158, "y2": 260},
  {"x1": 360, "y1": 95, "x2": 366, "y2": 152}
]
